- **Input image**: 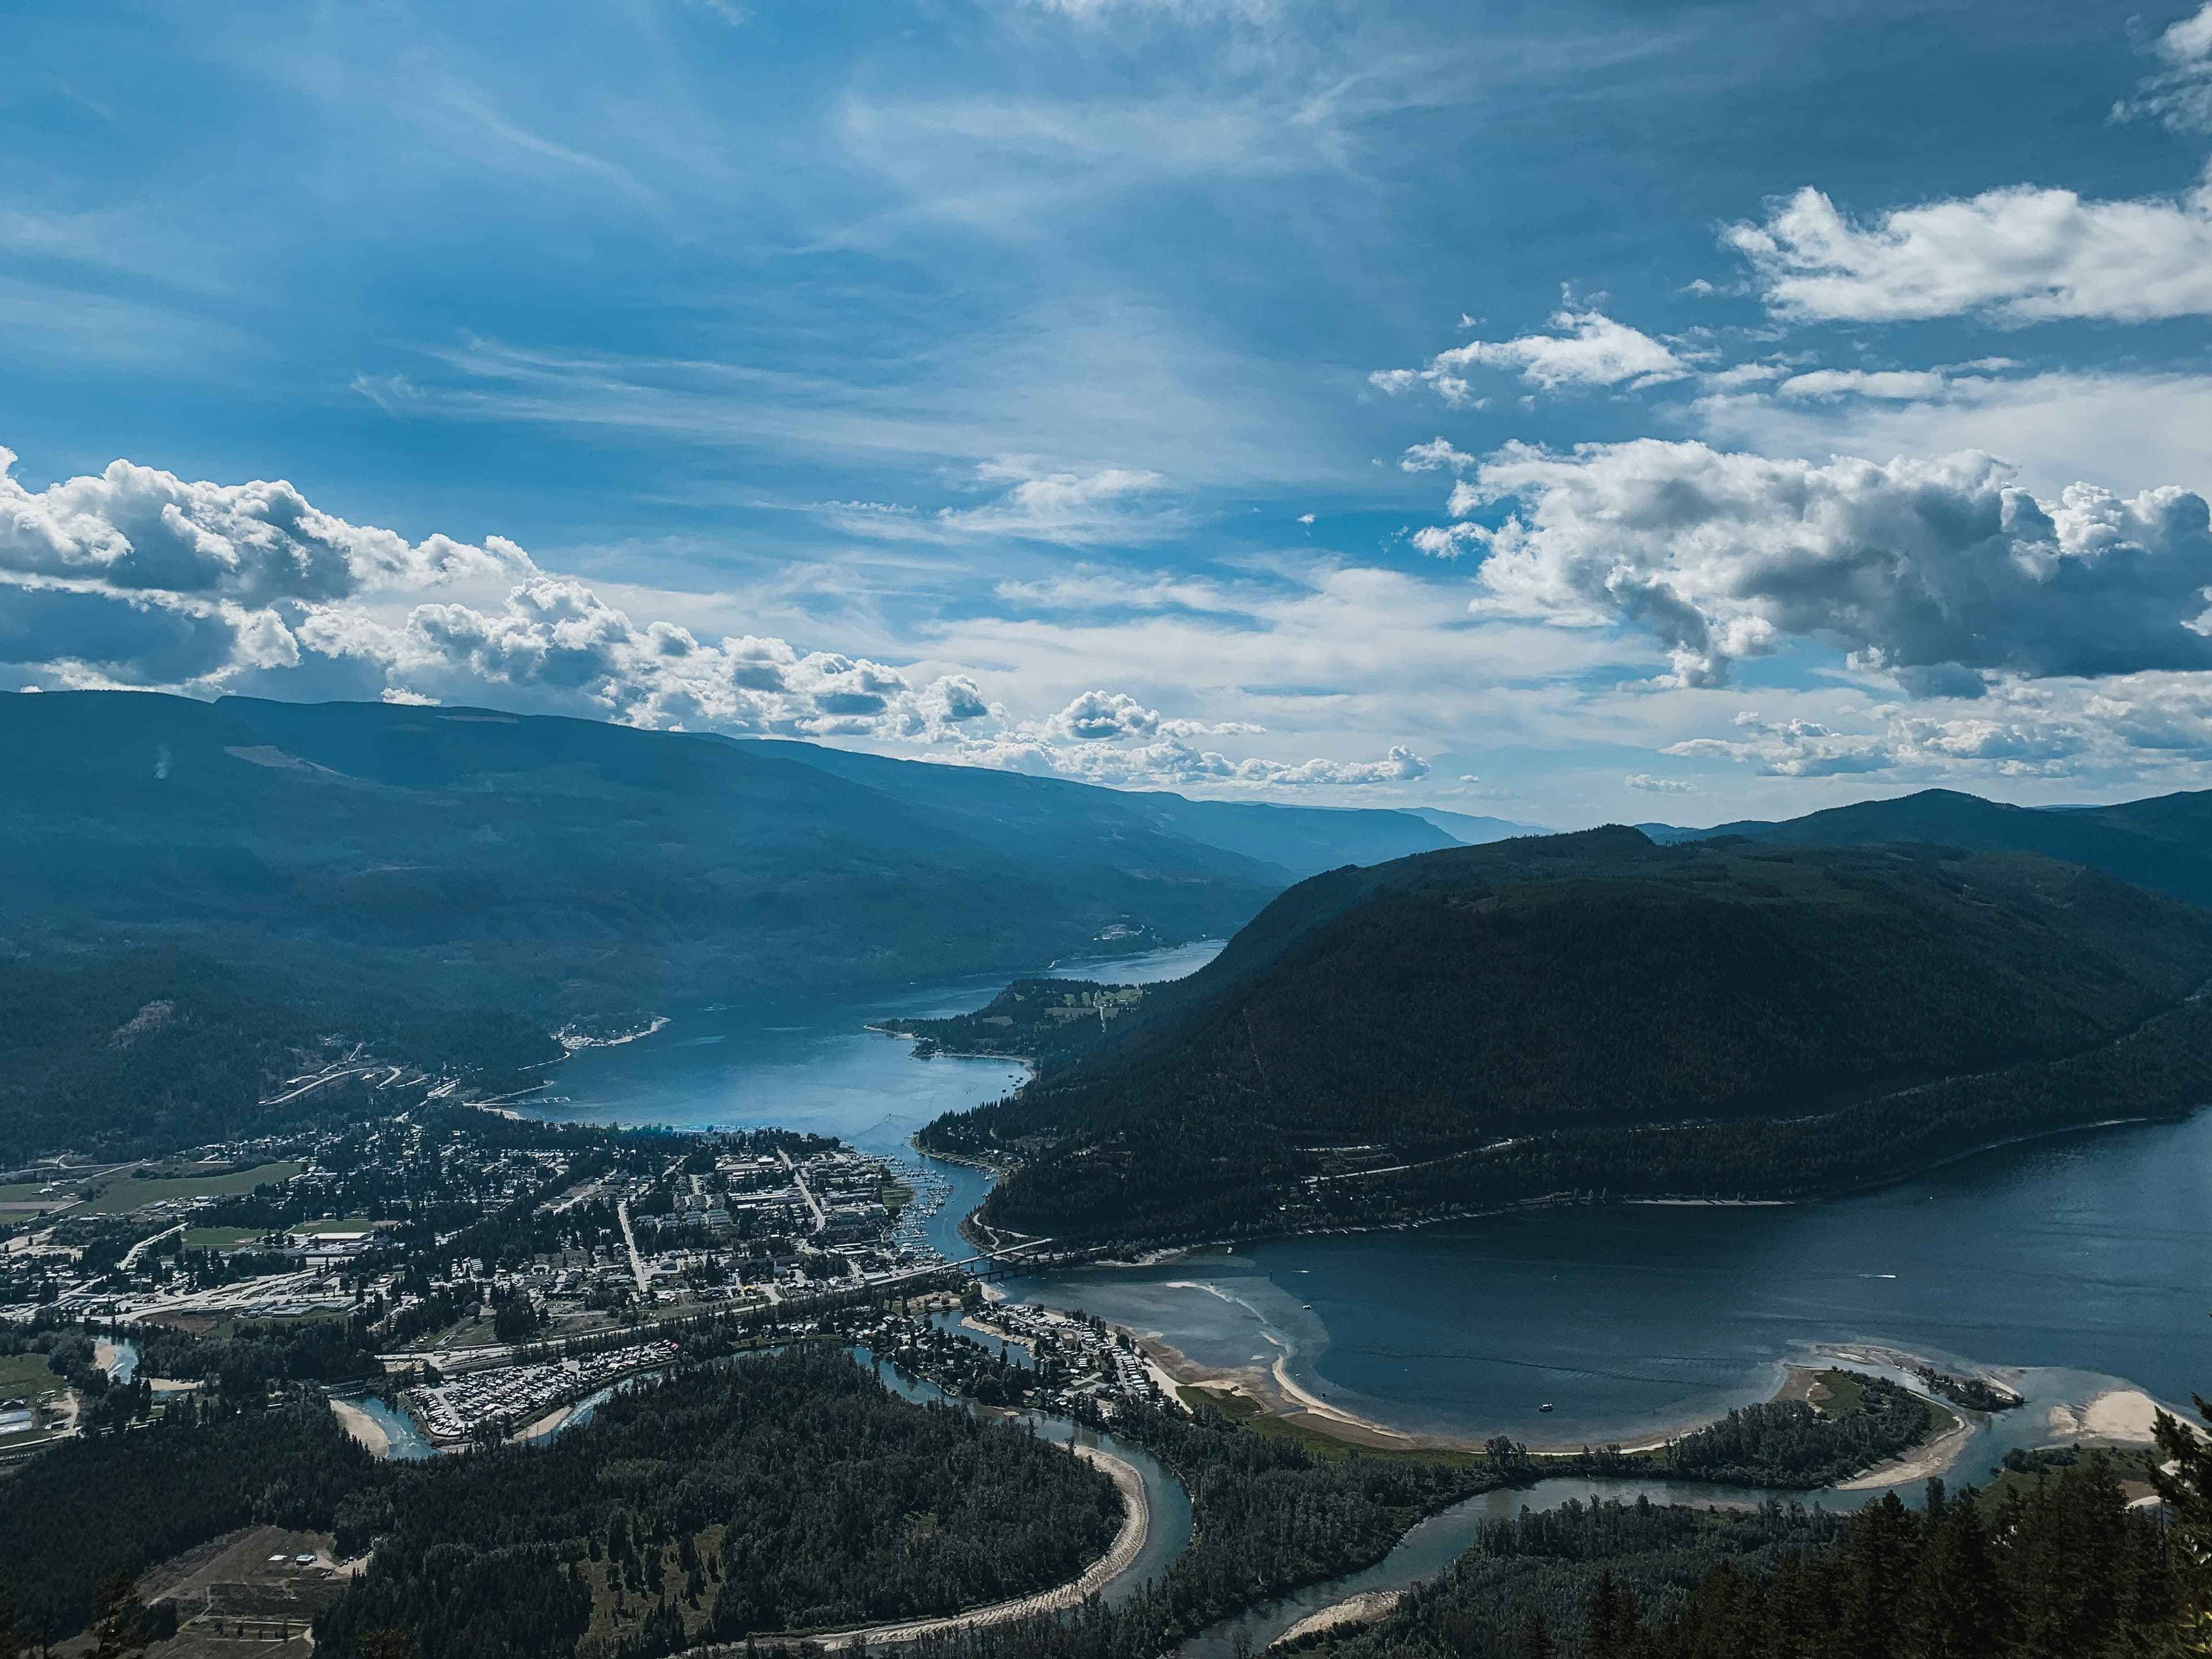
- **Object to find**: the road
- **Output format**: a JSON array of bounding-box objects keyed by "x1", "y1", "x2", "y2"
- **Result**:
[
  {"x1": 119, "y1": 1223, "x2": 184, "y2": 1273},
  {"x1": 777, "y1": 1149, "x2": 828, "y2": 1235},
  {"x1": 616, "y1": 1200, "x2": 652, "y2": 1298}
]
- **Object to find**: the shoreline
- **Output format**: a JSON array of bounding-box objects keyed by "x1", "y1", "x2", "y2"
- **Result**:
[
  {"x1": 1128, "y1": 1328, "x2": 2122, "y2": 1489},
  {"x1": 715, "y1": 1444, "x2": 1150, "y2": 1655},
  {"x1": 989, "y1": 1110, "x2": 2189, "y2": 1266},
  {"x1": 329, "y1": 1397, "x2": 393, "y2": 1457}
]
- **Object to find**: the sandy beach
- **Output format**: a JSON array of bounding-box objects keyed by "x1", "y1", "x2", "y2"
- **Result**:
[
  {"x1": 329, "y1": 1397, "x2": 392, "y2": 1457},
  {"x1": 1834, "y1": 1397, "x2": 1971, "y2": 1490},
  {"x1": 2047, "y1": 1388, "x2": 2175, "y2": 1446}
]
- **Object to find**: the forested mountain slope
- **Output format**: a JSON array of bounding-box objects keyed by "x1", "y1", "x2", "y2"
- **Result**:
[
  {"x1": 751, "y1": 739, "x2": 1459, "y2": 880},
  {"x1": 1648, "y1": 786, "x2": 2212, "y2": 908},
  {"x1": 0, "y1": 949, "x2": 559, "y2": 1162},
  {"x1": 923, "y1": 830, "x2": 2212, "y2": 1244},
  {"x1": 0, "y1": 692, "x2": 1297, "y2": 1017}
]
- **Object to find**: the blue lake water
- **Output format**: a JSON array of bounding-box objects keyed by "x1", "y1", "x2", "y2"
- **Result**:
[
  {"x1": 1021, "y1": 1113, "x2": 2212, "y2": 1452},
  {"x1": 531, "y1": 940, "x2": 2210, "y2": 1448},
  {"x1": 524, "y1": 934, "x2": 2212, "y2": 1647}
]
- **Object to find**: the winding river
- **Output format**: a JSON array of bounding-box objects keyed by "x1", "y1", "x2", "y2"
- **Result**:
[{"x1": 522, "y1": 941, "x2": 2212, "y2": 1651}]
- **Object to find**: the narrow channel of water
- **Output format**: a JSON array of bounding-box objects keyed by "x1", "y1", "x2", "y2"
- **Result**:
[
  {"x1": 521, "y1": 939, "x2": 2210, "y2": 1650},
  {"x1": 864, "y1": 1346, "x2": 1195, "y2": 1610}
]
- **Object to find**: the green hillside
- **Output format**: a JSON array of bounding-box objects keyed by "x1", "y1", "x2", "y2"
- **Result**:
[
  {"x1": 0, "y1": 949, "x2": 560, "y2": 1163},
  {"x1": 0, "y1": 691, "x2": 1291, "y2": 1018},
  {"x1": 1652, "y1": 785, "x2": 2212, "y2": 908},
  {"x1": 923, "y1": 830, "x2": 2212, "y2": 1244}
]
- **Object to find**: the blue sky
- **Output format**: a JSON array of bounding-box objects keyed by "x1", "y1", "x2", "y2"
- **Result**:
[{"x1": 6, "y1": 0, "x2": 2212, "y2": 825}]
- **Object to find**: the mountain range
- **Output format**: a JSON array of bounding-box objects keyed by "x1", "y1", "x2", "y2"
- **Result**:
[
  {"x1": 925, "y1": 813, "x2": 2212, "y2": 1246},
  {"x1": 1641, "y1": 787, "x2": 2212, "y2": 907},
  {"x1": 0, "y1": 691, "x2": 1469, "y2": 1021}
]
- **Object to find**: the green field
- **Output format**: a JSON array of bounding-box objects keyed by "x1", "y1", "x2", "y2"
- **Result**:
[
  {"x1": 0, "y1": 1180, "x2": 86, "y2": 1214},
  {"x1": 181, "y1": 1225, "x2": 267, "y2": 1249},
  {"x1": 1812, "y1": 1368, "x2": 1870, "y2": 1418},
  {"x1": 0, "y1": 1350, "x2": 66, "y2": 1407},
  {"x1": 80, "y1": 1161, "x2": 304, "y2": 1215}
]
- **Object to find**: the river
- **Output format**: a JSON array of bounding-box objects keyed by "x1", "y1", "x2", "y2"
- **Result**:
[{"x1": 522, "y1": 941, "x2": 2212, "y2": 1649}]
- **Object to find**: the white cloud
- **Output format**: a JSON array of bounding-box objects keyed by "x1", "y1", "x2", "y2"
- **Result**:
[
  {"x1": 0, "y1": 448, "x2": 1435, "y2": 794},
  {"x1": 1370, "y1": 309, "x2": 1693, "y2": 403},
  {"x1": 0, "y1": 446, "x2": 525, "y2": 605},
  {"x1": 1427, "y1": 438, "x2": 2212, "y2": 688},
  {"x1": 1035, "y1": 688, "x2": 1257, "y2": 742},
  {"x1": 1694, "y1": 368, "x2": 2212, "y2": 501},
  {"x1": 2113, "y1": 2, "x2": 2212, "y2": 135},
  {"x1": 1399, "y1": 438, "x2": 1479, "y2": 474},
  {"x1": 954, "y1": 732, "x2": 1428, "y2": 789},
  {"x1": 1666, "y1": 712, "x2": 1895, "y2": 777},
  {"x1": 1623, "y1": 773, "x2": 1698, "y2": 793},
  {"x1": 1775, "y1": 368, "x2": 1950, "y2": 402},
  {"x1": 938, "y1": 459, "x2": 1176, "y2": 543},
  {"x1": 1726, "y1": 180, "x2": 2212, "y2": 324}
]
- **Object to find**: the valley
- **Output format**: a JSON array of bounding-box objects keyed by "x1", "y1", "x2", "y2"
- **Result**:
[{"x1": 5, "y1": 771, "x2": 2211, "y2": 1659}]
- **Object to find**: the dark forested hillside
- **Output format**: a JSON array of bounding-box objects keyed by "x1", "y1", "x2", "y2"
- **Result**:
[
  {"x1": 315, "y1": 1347, "x2": 1122, "y2": 1659},
  {"x1": 924, "y1": 830, "x2": 2212, "y2": 1243},
  {"x1": 0, "y1": 692, "x2": 1294, "y2": 1020},
  {"x1": 1653, "y1": 785, "x2": 2212, "y2": 910},
  {"x1": 880, "y1": 979, "x2": 1152, "y2": 1067},
  {"x1": 0, "y1": 1393, "x2": 380, "y2": 1641},
  {"x1": 1321, "y1": 1455, "x2": 2183, "y2": 1659},
  {"x1": 0, "y1": 948, "x2": 559, "y2": 1162}
]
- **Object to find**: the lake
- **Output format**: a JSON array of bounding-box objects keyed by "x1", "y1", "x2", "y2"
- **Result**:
[{"x1": 526, "y1": 938, "x2": 2211, "y2": 1467}]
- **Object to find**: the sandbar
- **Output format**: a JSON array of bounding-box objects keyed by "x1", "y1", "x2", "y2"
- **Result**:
[
  {"x1": 1278, "y1": 1590, "x2": 1403, "y2": 1644},
  {"x1": 329, "y1": 1398, "x2": 391, "y2": 1457}
]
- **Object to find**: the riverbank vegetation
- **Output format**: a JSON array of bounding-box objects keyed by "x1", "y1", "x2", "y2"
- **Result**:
[
  {"x1": 885, "y1": 979, "x2": 1152, "y2": 1067},
  {"x1": 924, "y1": 835, "x2": 2212, "y2": 1247},
  {"x1": 1312, "y1": 1447, "x2": 2190, "y2": 1657},
  {"x1": 0, "y1": 1390, "x2": 377, "y2": 1643},
  {"x1": 317, "y1": 1346, "x2": 1120, "y2": 1659}
]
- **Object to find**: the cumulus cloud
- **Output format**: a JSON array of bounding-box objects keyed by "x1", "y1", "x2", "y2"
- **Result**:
[
  {"x1": 1666, "y1": 712, "x2": 1895, "y2": 777},
  {"x1": 1623, "y1": 773, "x2": 1698, "y2": 793},
  {"x1": 1416, "y1": 438, "x2": 2212, "y2": 690},
  {"x1": 1726, "y1": 180, "x2": 2212, "y2": 324},
  {"x1": 1399, "y1": 438, "x2": 1479, "y2": 474},
  {"x1": 957, "y1": 733, "x2": 1429, "y2": 789},
  {"x1": 2113, "y1": 2, "x2": 2212, "y2": 135},
  {"x1": 0, "y1": 448, "x2": 1428, "y2": 795},
  {"x1": 0, "y1": 447, "x2": 524, "y2": 604},
  {"x1": 1037, "y1": 688, "x2": 1257, "y2": 742},
  {"x1": 1370, "y1": 309, "x2": 1692, "y2": 403}
]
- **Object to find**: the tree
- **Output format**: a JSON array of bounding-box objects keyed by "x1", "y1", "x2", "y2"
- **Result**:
[
  {"x1": 1518, "y1": 1605, "x2": 1553, "y2": 1659},
  {"x1": 83, "y1": 1574, "x2": 146, "y2": 1659},
  {"x1": 2154, "y1": 1394, "x2": 2212, "y2": 1656},
  {"x1": 0, "y1": 1577, "x2": 21, "y2": 1659},
  {"x1": 357, "y1": 1630, "x2": 418, "y2": 1659}
]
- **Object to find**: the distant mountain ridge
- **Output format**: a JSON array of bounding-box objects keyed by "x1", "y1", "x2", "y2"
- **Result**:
[
  {"x1": 922, "y1": 828, "x2": 2212, "y2": 1245},
  {"x1": 740, "y1": 738, "x2": 1459, "y2": 880},
  {"x1": 0, "y1": 691, "x2": 1452, "y2": 1020},
  {"x1": 1640, "y1": 786, "x2": 2212, "y2": 907}
]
